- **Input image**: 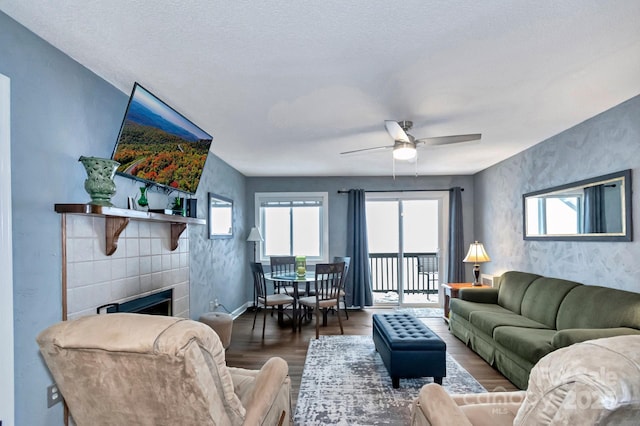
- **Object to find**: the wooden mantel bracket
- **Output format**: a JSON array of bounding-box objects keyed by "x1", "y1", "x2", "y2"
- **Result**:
[
  {"x1": 55, "y1": 204, "x2": 205, "y2": 256},
  {"x1": 171, "y1": 223, "x2": 188, "y2": 251},
  {"x1": 105, "y1": 216, "x2": 130, "y2": 256}
]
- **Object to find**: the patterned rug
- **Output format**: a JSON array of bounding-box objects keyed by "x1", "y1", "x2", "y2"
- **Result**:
[{"x1": 294, "y1": 335, "x2": 485, "y2": 425}]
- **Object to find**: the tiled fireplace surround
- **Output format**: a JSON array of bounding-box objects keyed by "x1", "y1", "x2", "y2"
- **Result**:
[{"x1": 63, "y1": 214, "x2": 190, "y2": 320}]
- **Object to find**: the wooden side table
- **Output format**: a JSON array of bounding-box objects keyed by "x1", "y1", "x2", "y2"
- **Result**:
[{"x1": 441, "y1": 282, "x2": 491, "y2": 323}]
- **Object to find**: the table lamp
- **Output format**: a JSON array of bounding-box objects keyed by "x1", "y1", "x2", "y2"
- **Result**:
[
  {"x1": 246, "y1": 227, "x2": 263, "y2": 262},
  {"x1": 463, "y1": 241, "x2": 491, "y2": 286}
]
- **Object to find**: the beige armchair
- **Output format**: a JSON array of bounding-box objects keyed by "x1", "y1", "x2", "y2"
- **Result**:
[
  {"x1": 411, "y1": 335, "x2": 640, "y2": 426},
  {"x1": 37, "y1": 313, "x2": 292, "y2": 426}
]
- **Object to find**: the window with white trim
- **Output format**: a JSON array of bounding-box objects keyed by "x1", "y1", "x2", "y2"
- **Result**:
[{"x1": 255, "y1": 192, "x2": 329, "y2": 262}]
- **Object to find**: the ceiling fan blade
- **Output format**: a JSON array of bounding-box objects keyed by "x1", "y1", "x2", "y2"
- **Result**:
[
  {"x1": 384, "y1": 120, "x2": 410, "y2": 142},
  {"x1": 416, "y1": 133, "x2": 481, "y2": 146},
  {"x1": 340, "y1": 145, "x2": 394, "y2": 155}
]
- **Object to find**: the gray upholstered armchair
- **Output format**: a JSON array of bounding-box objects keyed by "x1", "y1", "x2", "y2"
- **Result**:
[
  {"x1": 411, "y1": 335, "x2": 640, "y2": 425},
  {"x1": 37, "y1": 313, "x2": 292, "y2": 425}
]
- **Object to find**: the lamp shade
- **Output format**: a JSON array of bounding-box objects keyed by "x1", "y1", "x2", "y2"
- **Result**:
[
  {"x1": 463, "y1": 241, "x2": 491, "y2": 263},
  {"x1": 246, "y1": 227, "x2": 263, "y2": 242},
  {"x1": 392, "y1": 141, "x2": 417, "y2": 160}
]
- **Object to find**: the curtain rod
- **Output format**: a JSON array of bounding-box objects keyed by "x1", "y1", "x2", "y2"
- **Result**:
[{"x1": 337, "y1": 188, "x2": 463, "y2": 194}]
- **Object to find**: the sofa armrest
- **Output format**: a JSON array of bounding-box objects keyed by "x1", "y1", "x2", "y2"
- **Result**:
[
  {"x1": 552, "y1": 327, "x2": 640, "y2": 349},
  {"x1": 411, "y1": 383, "x2": 472, "y2": 426},
  {"x1": 459, "y1": 287, "x2": 499, "y2": 304},
  {"x1": 240, "y1": 357, "x2": 291, "y2": 425}
]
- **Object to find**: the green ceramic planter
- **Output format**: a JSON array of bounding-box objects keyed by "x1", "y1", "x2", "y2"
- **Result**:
[{"x1": 78, "y1": 156, "x2": 120, "y2": 206}]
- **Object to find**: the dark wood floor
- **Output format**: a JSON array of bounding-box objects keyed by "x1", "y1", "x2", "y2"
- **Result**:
[{"x1": 224, "y1": 308, "x2": 518, "y2": 411}]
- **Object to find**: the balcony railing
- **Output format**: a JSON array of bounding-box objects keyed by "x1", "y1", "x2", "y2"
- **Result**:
[{"x1": 369, "y1": 252, "x2": 439, "y2": 295}]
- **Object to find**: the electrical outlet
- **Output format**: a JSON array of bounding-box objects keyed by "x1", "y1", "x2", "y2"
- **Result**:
[
  {"x1": 214, "y1": 298, "x2": 219, "y2": 308},
  {"x1": 47, "y1": 384, "x2": 62, "y2": 408}
]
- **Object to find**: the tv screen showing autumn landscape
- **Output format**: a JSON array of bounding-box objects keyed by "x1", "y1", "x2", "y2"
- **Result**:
[{"x1": 111, "y1": 83, "x2": 213, "y2": 194}]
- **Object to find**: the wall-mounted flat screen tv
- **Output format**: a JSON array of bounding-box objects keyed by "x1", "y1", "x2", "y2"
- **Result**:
[{"x1": 111, "y1": 82, "x2": 213, "y2": 195}]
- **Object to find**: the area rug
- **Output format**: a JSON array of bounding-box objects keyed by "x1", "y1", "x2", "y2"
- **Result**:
[
  {"x1": 294, "y1": 335, "x2": 485, "y2": 425},
  {"x1": 395, "y1": 307, "x2": 444, "y2": 318}
]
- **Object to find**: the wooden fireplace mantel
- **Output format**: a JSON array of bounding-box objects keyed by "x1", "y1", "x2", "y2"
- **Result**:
[{"x1": 55, "y1": 203, "x2": 205, "y2": 255}]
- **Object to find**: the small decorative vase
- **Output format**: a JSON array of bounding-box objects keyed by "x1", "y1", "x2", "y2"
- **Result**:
[
  {"x1": 137, "y1": 186, "x2": 149, "y2": 208},
  {"x1": 171, "y1": 197, "x2": 185, "y2": 216},
  {"x1": 78, "y1": 156, "x2": 120, "y2": 206},
  {"x1": 296, "y1": 256, "x2": 307, "y2": 277}
]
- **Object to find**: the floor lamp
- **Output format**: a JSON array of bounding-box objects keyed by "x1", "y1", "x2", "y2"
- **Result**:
[{"x1": 246, "y1": 227, "x2": 263, "y2": 310}]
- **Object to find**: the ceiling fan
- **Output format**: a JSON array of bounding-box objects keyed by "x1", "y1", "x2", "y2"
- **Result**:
[{"x1": 340, "y1": 120, "x2": 481, "y2": 161}]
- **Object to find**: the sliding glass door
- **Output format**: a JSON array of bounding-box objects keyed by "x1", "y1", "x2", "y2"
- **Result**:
[{"x1": 366, "y1": 192, "x2": 447, "y2": 307}]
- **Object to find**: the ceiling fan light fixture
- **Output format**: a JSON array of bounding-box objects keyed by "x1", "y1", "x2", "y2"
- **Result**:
[{"x1": 393, "y1": 141, "x2": 417, "y2": 160}]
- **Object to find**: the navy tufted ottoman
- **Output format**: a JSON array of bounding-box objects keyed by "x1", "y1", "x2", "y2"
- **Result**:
[{"x1": 372, "y1": 313, "x2": 446, "y2": 388}]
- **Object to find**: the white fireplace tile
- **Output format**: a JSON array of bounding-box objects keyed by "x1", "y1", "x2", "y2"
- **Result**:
[
  {"x1": 162, "y1": 254, "x2": 172, "y2": 271},
  {"x1": 150, "y1": 222, "x2": 170, "y2": 239},
  {"x1": 65, "y1": 217, "x2": 191, "y2": 319},
  {"x1": 93, "y1": 222, "x2": 109, "y2": 257},
  {"x1": 92, "y1": 239, "x2": 107, "y2": 260},
  {"x1": 71, "y1": 238, "x2": 94, "y2": 263},
  {"x1": 140, "y1": 274, "x2": 153, "y2": 293},
  {"x1": 178, "y1": 267, "x2": 189, "y2": 283},
  {"x1": 139, "y1": 238, "x2": 151, "y2": 256},
  {"x1": 151, "y1": 255, "x2": 162, "y2": 273},
  {"x1": 169, "y1": 268, "x2": 179, "y2": 285},
  {"x1": 124, "y1": 276, "x2": 141, "y2": 297},
  {"x1": 173, "y1": 282, "x2": 188, "y2": 299},
  {"x1": 173, "y1": 296, "x2": 188, "y2": 318},
  {"x1": 150, "y1": 238, "x2": 162, "y2": 255},
  {"x1": 93, "y1": 259, "x2": 112, "y2": 283},
  {"x1": 163, "y1": 270, "x2": 172, "y2": 287},
  {"x1": 171, "y1": 252, "x2": 180, "y2": 269},
  {"x1": 69, "y1": 215, "x2": 95, "y2": 238},
  {"x1": 69, "y1": 261, "x2": 95, "y2": 288},
  {"x1": 151, "y1": 272, "x2": 163, "y2": 289},
  {"x1": 125, "y1": 221, "x2": 139, "y2": 238},
  {"x1": 110, "y1": 239, "x2": 126, "y2": 259},
  {"x1": 110, "y1": 278, "x2": 128, "y2": 301},
  {"x1": 125, "y1": 238, "x2": 139, "y2": 258},
  {"x1": 139, "y1": 256, "x2": 151, "y2": 275},
  {"x1": 126, "y1": 257, "x2": 140, "y2": 277},
  {"x1": 69, "y1": 281, "x2": 111, "y2": 312},
  {"x1": 138, "y1": 221, "x2": 151, "y2": 238},
  {"x1": 111, "y1": 258, "x2": 127, "y2": 280}
]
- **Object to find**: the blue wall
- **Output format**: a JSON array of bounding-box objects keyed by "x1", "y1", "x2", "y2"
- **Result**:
[
  {"x1": 474, "y1": 94, "x2": 640, "y2": 292},
  {"x1": 0, "y1": 11, "x2": 248, "y2": 425},
  {"x1": 1, "y1": 11, "x2": 126, "y2": 425},
  {"x1": 189, "y1": 153, "x2": 248, "y2": 318}
]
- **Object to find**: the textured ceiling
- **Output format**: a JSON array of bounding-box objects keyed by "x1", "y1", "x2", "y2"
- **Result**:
[{"x1": 2, "y1": 1, "x2": 639, "y2": 177}]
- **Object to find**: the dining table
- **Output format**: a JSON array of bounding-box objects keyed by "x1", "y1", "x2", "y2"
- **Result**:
[{"x1": 265, "y1": 271, "x2": 315, "y2": 332}]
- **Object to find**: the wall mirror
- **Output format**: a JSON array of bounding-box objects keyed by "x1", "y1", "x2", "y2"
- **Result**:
[
  {"x1": 523, "y1": 169, "x2": 632, "y2": 241},
  {"x1": 209, "y1": 193, "x2": 233, "y2": 239}
]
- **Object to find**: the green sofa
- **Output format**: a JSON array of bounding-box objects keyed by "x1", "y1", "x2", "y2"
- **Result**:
[{"x1": 449, "y1": 271, "x2": 640, "y2": 389}]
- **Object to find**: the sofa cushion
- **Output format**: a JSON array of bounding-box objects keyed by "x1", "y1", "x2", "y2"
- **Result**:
[
  {"x1": 493, "y1": 326, "x2": 556, "y2": 365},
  {"x1": 469, "y1": 311, "x2": 549, "y2": 337},
  {"x1": 497, "y1": 271, "x2": 541, "y2": 314},
  {"x1": 520, "y1": 277, "x2": 581, "y2": 329},
  {"x1": 552, "y1": 327, "x2": 640, "y2": 349},
  {"x1": 557, "y1": 285, "x2": 640, "y2": 330},
  {"x1": 449, "y1": 299, "x2": 513, "y2": 321}
]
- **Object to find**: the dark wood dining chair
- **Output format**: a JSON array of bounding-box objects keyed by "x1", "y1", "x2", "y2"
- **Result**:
[
  {"x1": 270, "y1": 256, "x2": 301, "y2": 296},
  {"x1": 250, "y1": 262, "x2": 294, "y2": 339},
  {"x1": 333, "y1": 256, "x2": 351, "y2": 320},
  {"x1": 297, "y1": 262, "x2": 345, "y2": 339}
]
